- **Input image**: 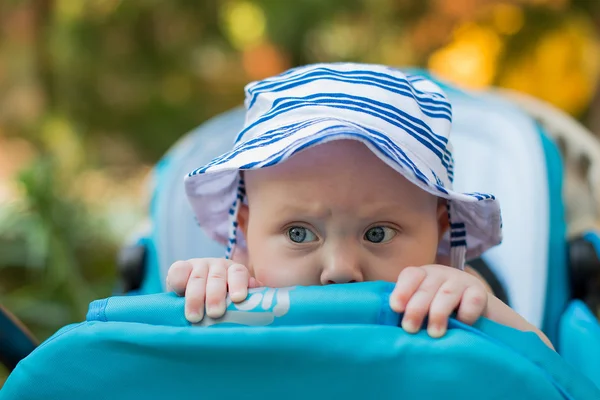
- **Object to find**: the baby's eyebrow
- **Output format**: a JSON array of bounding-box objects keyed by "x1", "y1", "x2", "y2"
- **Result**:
[
  {"x1": 354, "y1": 202, "x2": 408, "y2": 215},
  {"x1": 363, "y1": 204, "x2": 403, "y2": 213}
]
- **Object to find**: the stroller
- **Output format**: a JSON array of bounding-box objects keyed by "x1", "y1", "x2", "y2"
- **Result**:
[{"x1": 2, "y1": 71, "x2": 600, "y2": 399}]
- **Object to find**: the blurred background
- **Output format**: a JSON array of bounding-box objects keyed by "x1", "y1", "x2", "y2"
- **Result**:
[{"x1": 2, "y1": 0, "x2": 600, "y2": 383}]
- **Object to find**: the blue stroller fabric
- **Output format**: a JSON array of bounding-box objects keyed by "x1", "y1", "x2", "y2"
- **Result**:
[
  {"x1": 560, "y1": 299, "x2": 600, "y2": 388},
  {"x1": 2, "y1": 282, "x2": 599, "y2": 399}
]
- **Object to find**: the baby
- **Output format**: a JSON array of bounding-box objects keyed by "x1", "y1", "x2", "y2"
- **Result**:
[{"x1": 167, "y1": 63, "x2": 552, "y2": 348}]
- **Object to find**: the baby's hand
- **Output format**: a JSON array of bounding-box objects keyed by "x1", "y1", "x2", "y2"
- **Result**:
[
  {"x1": 390, "y1": 265, "x2": 488, "y2": 338},
  {"x1": 166, "y1": 258, "x2": 261, "y2": 323}
]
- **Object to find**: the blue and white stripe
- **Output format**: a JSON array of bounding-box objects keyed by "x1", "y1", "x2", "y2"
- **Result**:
[
  {"x1": 185, "y1": 63, "x2": 503, "y2": 268},
  {"x1": 224, "y1": 177, "x2": 246, "y2": 259}
]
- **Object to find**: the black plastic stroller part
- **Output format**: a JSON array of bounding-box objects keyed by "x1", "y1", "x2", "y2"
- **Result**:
[
  {"x1": 0, "y1": 305, "x2": 38, "y2": 371},
  {"x1": 568, "y1": 235, "x2": 600, "y2": 311},
  {"x1": 116, "y1": 243, "x2": 147, "y2": 293}
]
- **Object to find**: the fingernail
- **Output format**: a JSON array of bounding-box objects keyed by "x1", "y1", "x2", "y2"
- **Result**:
[
  {"x1": 230, "y1": 290, "x2": 244, "y2": 302},
  {"x1": 186, "y1": 310, "x2": 203, "y2": 324},
  {"x1": 389, "y1": 296, "x2": 404, "y2": 312},
  {"x1": 401, "y1": 318, "x2": 418, "y2": 333},
  {"x1": 205, "y1": 305, "x2": 215, "y2": 317},
  {"x1": 206, "y1": 303, "x2": 226, "y2": 319},
  {"x1": 427, "y1": 324, "x2": 445, "y2": 338}
]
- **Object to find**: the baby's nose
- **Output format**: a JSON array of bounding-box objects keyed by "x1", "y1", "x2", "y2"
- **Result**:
[
  {"x1": 319, "y1": 245, "x2": 364, "y2": 285},
  {"x1": 325, "y1": 278, "x2": 358, "y2": 284}
]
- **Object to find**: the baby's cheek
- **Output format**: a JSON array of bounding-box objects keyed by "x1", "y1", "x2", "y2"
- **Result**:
[
  {"x1": 253, "y1": 261, "x2": 320, "y2": 287},
  {"x1": 372, "y1": 265, "x2": 408, "y2": 283},
  {"x1": 366, "y1": 243, "x2": 438, "y2": 281},
  {"x1": 254, "y1": 271, "x2": 294, "y2": 288},
  {"x1": 403, "y1": 236, "x2": 441, "y2": 266}
]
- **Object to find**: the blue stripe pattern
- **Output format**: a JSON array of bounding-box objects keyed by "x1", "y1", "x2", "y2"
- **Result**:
[
  {"x1": 239, "y1": 93, "x2": 451, "y2": 167},
  {"x1": 247, "y1": 68, "x2": 452, "y2": 117}
]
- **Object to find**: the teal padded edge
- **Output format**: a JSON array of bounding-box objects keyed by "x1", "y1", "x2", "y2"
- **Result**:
[
  {"x1": 89, "y1": 282, "x2": 402, "y2": 328},
  {"x1": 86, "y1": 282, "x2": 596, "y2": 399},
  {"x1": 539, "y1": 127, "x2": 570, "y2": 347},
  {"x1": 4, "y1": 283, "x2": 600, "y2": 399},
  {"x1": 559, "y1": 299, "x2": 600, "y2": 388},
  {"x1": 0, "y1": 323, "x2": 575, "y2": 400}
]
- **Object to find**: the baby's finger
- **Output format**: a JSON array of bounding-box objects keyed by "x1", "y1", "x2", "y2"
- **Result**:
[
  {"x1": 227, "y1": 264, "x2": 249, "y2": 303},
  {"x1": 205, "y1": 263, "x2": 228, "y2": 319},
  {"x1": 426, "y1": 281, "x2": 464, "y2": 338},
  {"x1": 456, "y1": 285, "x2": 488, "y2": 325},
  {"x1": 401, "y1": 276, "x2": 444, "y2": 334},
  {"x1": 184, "y1": 261, "x2": 209, "y2": 323},
  {"x1": 166, "y1": 260, "x2": 193, "y2": 295},
  {"x1": 390, "y1": 267, "x2": 427, "y2": 313}
]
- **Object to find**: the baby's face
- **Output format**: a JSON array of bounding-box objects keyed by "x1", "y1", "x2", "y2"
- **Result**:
[{"x1": 237, "y1": 140, "x2": 447, "y2": 287}]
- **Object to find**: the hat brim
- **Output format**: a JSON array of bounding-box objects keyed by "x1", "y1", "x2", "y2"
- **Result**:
[{"x1": 185, "y1": 118, "x2": 502, "y2": 261}]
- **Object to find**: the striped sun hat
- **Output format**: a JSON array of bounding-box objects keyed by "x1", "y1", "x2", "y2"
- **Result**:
[{"x1": 184, "y1": 63, "x2": 502, "y2": 269}]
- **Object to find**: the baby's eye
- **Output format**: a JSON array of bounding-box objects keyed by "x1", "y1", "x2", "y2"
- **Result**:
[
  {"x1": 364, "y1": 226, "x2": 396, "y2": 243},
  {"x1": 287, "y1": 226, "x2": 318, "y2": 243}
]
